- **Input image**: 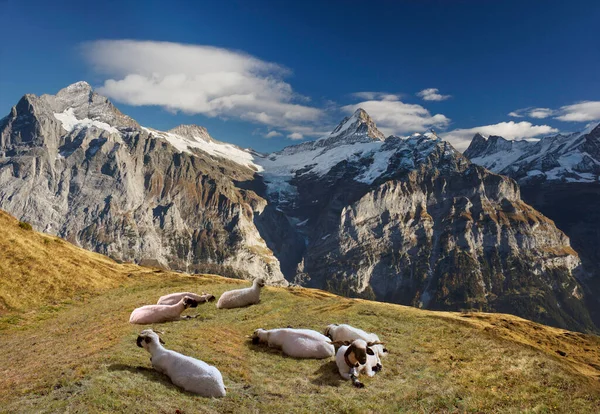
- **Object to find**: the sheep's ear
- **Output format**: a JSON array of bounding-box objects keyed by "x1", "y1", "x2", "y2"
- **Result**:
[
  {"x1": 136, "y1": 336, "x2": 144, "y2": 348},
  {"x1": 159, "y1": 337, "x2": 165, "y2": 345},
  {"x1": 344, "y1": 345, "x2": 354, "y2": 358}
]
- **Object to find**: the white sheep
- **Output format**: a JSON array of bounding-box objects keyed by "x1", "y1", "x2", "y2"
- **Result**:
[
  {"x1": 216, "y1": 278, "x2": 265, "y2": 309},
  {"x1": 136, "y1": 329, "x2": 226, "y2": 397},
  {"x1": 251, "y1": 328, "x2": 335, "y2": 359},
  {"x1": 333, "y1": 339, "x2": 383, "y2": 388},
  {"x1": 157, "y1": 292, "x2": 215, "y2": 306},
  {"x1": 129, "y1": 296, "x2": 198, "y2": 324},
  {"x1": 325, "y1": 323, "x2": 388, "y2": 369}
]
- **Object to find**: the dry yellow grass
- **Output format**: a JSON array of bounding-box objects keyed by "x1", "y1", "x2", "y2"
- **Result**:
[
  {"x1": 0, "y1": 210, "x2": 155, "y2": 313},
  {"x1": 1, "y1": 210, "x2": 599, "y2": 413}
]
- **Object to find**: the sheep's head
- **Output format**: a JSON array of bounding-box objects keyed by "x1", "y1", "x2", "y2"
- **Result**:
[
  {"x1": 348, "y1": 339, "x2": 370, "y2": 365},
  {"x1": 204, "y1": 294, "x2": 216, "y2": 302},
  {"x1": 183, "y1": 296, "x2": 199, "y2": 309},
  {"x1": 251, "y1": 328, "x2": 267, "y2": 345},
  {"x1": 343, "y1": 339, "x2": 384, "y2": 366},
  {"x1": 136, "y1": 329, "x2": 165, "y2": 350},
  {"x1": 254, "y1": 278, "x2": 266, "y2": 288},
  {"x1": 324, "y1": 324, "x2": 338, "y2": 339}
]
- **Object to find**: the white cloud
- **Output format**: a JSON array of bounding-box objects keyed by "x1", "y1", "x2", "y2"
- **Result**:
[
  {"x1": 265, "y1": 130, "x2": 282, "y2": 138},
  {"x1": 528, "y1": 108, "x2": 554, "y2": 119},
  {"x1": 288, "y1": 132, "x2": 303, "y2": 140},
  {"x1": 342, "y1": 94, "x2": 450, "y2": 137},
  {"x1": 508, "y1": 101, "x2": 600, "y2": 123},
  {"x1": 555, "y1": 101, "x2": 600, "y2": 122},
  {"x1": 443, "y1": 121, "x2": 559, "y2": 151},
  {"x1": 351, "y1": 92, "x2": 403, "y2": 102},
  {"x1": 417, "y1": 88, "x2": 451, "y2": 102},
  {"x1": 82, "y1": 40, "x2": 324, "y2": 137}
]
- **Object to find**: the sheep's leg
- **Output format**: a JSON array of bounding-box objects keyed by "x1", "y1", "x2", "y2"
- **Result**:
[
  {"x1": 350, "y1": 374, "x2": 364, "y2": 388},
  {"x1": 348, "y1": 367, "x2": 364, "y2": 388}
]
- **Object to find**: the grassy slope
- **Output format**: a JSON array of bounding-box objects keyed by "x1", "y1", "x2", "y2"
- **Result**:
[{"x1": 1, "y1": 212, "x2": 600, "y2": 413}]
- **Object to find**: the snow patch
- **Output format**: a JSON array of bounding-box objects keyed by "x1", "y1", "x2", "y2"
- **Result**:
[
  {"x1": 142, "y1": 127, "x2": 263, "y2": 172},
  {"x1": 54, "y1": 108, "x2": 119, "y2": 134}
]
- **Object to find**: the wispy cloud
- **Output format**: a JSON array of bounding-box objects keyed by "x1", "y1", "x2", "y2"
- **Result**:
[
  {"x1": 528, "y1": 108, "x2": 554, "y2": 119},
  {"x1": 443, "y1": 121, "x2": 558, "y2": 151},
  {"x1": 555, "y1": 101, "x2": 600, "y2": 122},
  {"x1": 82, "y1": 40, "x2": 325, "y2": 139},
  {"x1": 343, "y1": 93, "x2": 449, "y2": 136},
  {"x1": 509, "y1": 101, "x2": 600, "y2": 123},
  {"x1": 265, "y1": 130, "x2": 283, "y2": 138},
  {"x1": 351, "y1": 92, "x2": 403, "y2": 101},
  {"x1": 417, "y1": 88, "x2": 451, "y2": 102}
]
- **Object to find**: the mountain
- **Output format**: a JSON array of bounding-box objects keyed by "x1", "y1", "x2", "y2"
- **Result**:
[
  {"x1": 1, "y1": 211, "x2": 599, "y2": 412},
  {"x1": 464, "y1": 125, "x2": 600, "y2": 184},
  {"x1": 0, "y1": 82, "x2": 596, "y2": 332},
  {"x1": 464, "y1": 126, "x2": 600, "y2": 326},
  {"x1": 0, "y1": 82, "x2": 288, "y2": 285}
]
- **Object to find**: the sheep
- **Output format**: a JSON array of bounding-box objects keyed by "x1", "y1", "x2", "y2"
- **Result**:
[
  {"x1": 216, "y1": 278, "x2": 265, "y2": 309},
  {"x1": 333, "y1": 339, "x2": 384, "y2": 388},
  {"x1": 157, "y1": 292, "x2": 215, "y2": 306},
  {"x1": 136, "y1": 329, "x2": 226, "y2": 397},
  {"x1": 129, "y1": 296, "x2": 199, "y2": 324},
  {"x1": 325, "y1": 323, "x2": 388, "y2": 369},
  {"x1": 251, "y1": 328, "x2": 335, "y2": 359}
]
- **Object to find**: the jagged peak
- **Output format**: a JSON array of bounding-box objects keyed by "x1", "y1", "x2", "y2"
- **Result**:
[
  {"x1": 316, "y1": 108, "x2": 386, "y2": 148},
  {"x1": 472, "y1": 132, "x2": 487, "y2": 141},
  {"x1": 56, "y1": 81, "x2": 93, "y2": 100},
  {"x1": 168, "y1": 124, "x2": 213, "y2": 142}
]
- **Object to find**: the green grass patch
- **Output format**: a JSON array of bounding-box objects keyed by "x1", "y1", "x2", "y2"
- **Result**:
[{"x1": 1, "y1": 275, "x2": 599, "y2": 413}]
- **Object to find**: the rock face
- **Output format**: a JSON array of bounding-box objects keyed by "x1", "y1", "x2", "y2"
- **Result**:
[
  {"x1": 257, "y1": 115, "x2": 594, "y2": 331},
  {"x1": 0, "y1": 82, "x2": 595, "y2": 331},
  {"x1": 0, "y1": 82, "x2": 287, "y2": 285},
  {"x1": 464, "y1": 126, "x2": 600, "y2": 327}
]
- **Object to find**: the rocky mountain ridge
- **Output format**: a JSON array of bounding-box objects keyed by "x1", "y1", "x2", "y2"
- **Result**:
[
  {"x1": 0, "y1": 82, "x2": 595, "y2": 331},
  {"x1": 464, "y1": 126, "x2": 600, "y2": 327},
  {"x1": 464, "y1": 124, "x2": 600, "y2": 184}
]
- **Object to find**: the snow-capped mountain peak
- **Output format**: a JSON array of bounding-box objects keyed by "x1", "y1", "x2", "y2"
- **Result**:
[
  {"x1": 168, "y1": 125, "x2": 214, "y2": 142},
  {"x1": 464, "y1": 124, "x2": 600, "y2": 183},
  {"x1": 42, "y1": 81, "x2": 139, "y2": 131},
  {"x1": 318, "y1": 108, "x2": 386, "y2": 147}
]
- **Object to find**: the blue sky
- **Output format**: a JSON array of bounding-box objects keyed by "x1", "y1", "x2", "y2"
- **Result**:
[{"x1": 1, "y1": 0, "x2": 599, "y2": 152}]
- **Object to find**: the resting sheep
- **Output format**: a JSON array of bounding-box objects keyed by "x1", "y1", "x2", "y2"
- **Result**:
[
  {"x1": 157, "y1": 292, "x2": 215, "y2": 306},
  {"x1": 333, "y1": 339, "x2": 383, "y2": 388},
  {"x1": 129, "y1": 296, "x2": 198, "y2": 324},
  {"x1": 136, "y1": 329, "x2": 226, "y2": 397},
  {"x1": 251, "y1": 328, "x2": 335, "y2": 359},
  {"x1": 216, "y1": 278, "x2": 265, "y2": 309},
  {"x1": 325, "y1": 323, "x2": 388, "y2": 370}
]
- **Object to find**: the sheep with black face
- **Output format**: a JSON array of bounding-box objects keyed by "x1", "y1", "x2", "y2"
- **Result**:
[
  {"x1": 333, "y1": 339, "x2": 384, "y2": 388},
  {"x1": 325, "y1": 324, "x2": 388, "y2": 373},
  {"x1": 129, "y1": 296, "x2": 199, "y2": 324},
  {"x1": 136, "y1": 329, "x2": 226, "y2": 397}
]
